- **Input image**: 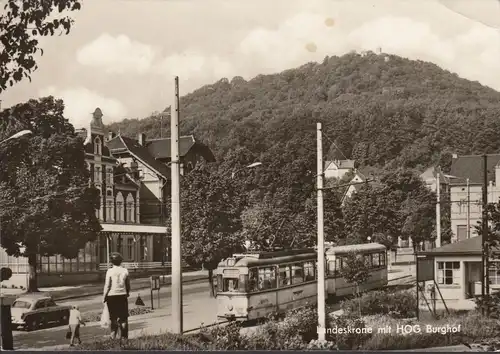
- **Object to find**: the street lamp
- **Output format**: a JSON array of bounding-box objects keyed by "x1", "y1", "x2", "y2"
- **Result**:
[
  {"x1": 231, "y1": 162, "x2": 262, "y2": 179},
  {"x1": 0, "y1": 130, "x2": 32, "y2": 145}
]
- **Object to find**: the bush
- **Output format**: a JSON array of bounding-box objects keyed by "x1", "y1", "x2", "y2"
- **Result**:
[
  {"x1": 361, "y1": 331, "x2": 455, "y2": 350},
  {"x1": 474, "y1": 292, "x2": 500, "y2": 319},
  {"x1": 81, "y1": 306, "x2": 153, "y2": 322},
  {"x1": 76, "y1": 333, "x2": 206, "y2": 350},
  {"x1": 341, "y1": 290, "x2": 417, "y2": 318},
  {"x1": 328, "y1": 314, "x2": 372, "y2": 350}
]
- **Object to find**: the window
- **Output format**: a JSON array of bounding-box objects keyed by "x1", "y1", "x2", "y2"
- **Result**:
[
  {"x1": 12, "y1": 301, "x2": 31, "y2": 309},
  {"x1": 105, "y1": 168, "x2": 112, "y2": 184},
  {"x1": 291, "y1": 263, "x2": 304, "y2": 284},
  {"x1": 489, "y1": 262, "x2": 500, "y2": 285},
  {"x1": 94, "y1": 166, "x2": 101, "y2": 183},
  {"x1": 327, "y1": 261, "x2": 335, "y2": 276},
  {"x1": 94, "y1": 137, "x2": 101, "y2": 155},
  {"x1": 257, "y1": 267, "x2": 276, "y2": 291},
  {"x1": 248, "y1": 268, "x2": 259, "y2": 292},
  {"x1": 372, "y1": 253, "x2": 380, "y2": 267},
  {"x1": 116, "y1": 192, "x2": 124, "y2": 221},
  {"x1": 106, "y1": 201, "x2": 113, "y2": 221},
  {"x1": 46, "y1": 299, "x2": 56, "y2": 307},
  {"x1": 304, "y1": 262, "x2": 315, "y2": 281},
  {"x1": 127, "y1": 238, "x2": 133, "y2": 260},
  {"x1": 335, "y1": 257, "x2": 343, "y2": 273},
  {"x1": 437, "y1": 262, "x2": 460, "y2": 285},
  {"x1": 223, "y1": 278, "x2": 239, "y2": 292},
  {"x1": 379, "y1": 252, "x2": 386, "y2": 266},
  {"x1": 279, "y1": 265, "x2": 291, "y2": 287},
  {"x1": 364, "y1": 254, "x2": 372, "y2": 268},
  {"x1": 34, "y1": 300, "x2": 46, "y2": 310},
  {"x1": 456, "y1": 226, "x2": 468, "y2": 241},
  {"x1": 139, "y1": 237, "x2": 145, "y2": 260},
  {"x1": 126, "y1": 194, "x2": 135, "y2": 223}
]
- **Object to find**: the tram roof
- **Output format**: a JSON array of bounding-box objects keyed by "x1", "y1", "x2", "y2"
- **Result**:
[
  {"x1": 227, "y1": 252, "x2": 317, "y2": 268},
  {"x1": 326, "y1": 242, "x2": 386, "y2": 254}
]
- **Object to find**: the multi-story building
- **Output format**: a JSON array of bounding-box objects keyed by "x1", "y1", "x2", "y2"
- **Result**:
[
  {"x1": 449, "y1": 154, "x2": 500, "y2": 243},
  {"x1": 0, "y1": 108, "x2": 215, "y2": 287}
]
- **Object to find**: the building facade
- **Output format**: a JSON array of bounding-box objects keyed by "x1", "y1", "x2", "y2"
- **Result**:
[
  {"x1": 0, "y1": 108, "x2": 215, "y2": 288},
  {"x1": 449, "y1": 154, "x2": 500, "y2": 243},
  {"x1": 420, "y1": 236, "x2": 500, "y2": 303}
]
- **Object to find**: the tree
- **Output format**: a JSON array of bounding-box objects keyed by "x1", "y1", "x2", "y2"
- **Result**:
[
  {"x1": 338, "y1": 251, "x2": 370, "y2": 316},
  {"x1": 0, "y1": 0, "x2": 82, "y2": 92},
  {"x1": 0, "y1": 96, "x2": 101, "y2": 291},
  {"x1": 164, "y1": 162, "x2": 247, "y2": 297}
]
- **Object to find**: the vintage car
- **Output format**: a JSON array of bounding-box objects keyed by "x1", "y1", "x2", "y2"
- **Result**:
[{"x1": 10, "y1": 293, "x2": 71, "y2": 331}]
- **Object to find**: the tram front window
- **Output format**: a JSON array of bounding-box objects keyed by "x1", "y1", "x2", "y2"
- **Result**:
[{"x1": 223, "y1": 278, "x2": 239, "y2": 292}]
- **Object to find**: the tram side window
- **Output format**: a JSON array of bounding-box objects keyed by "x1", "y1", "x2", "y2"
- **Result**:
[
  {"x1": 364, "y1": 254, "x2": 373, "y2": 268},
  {"x1": 335, "y1": 257, "x2": 343, "y2": 275},
  {"x1": 249, "y1": 268, "x2": 259, "y2": 292},
  {"x1": 304, "y1": 262, "x2": 315, "y2": 281},
  {"x1": 291, "y1": 263, "x2": 304, "y2": 284},
  {"x1": 372, "y1": 253, "x2": 380, "y2": 267},
  {"x1": 380, "y1": 252, "x2": 386, "y2": 266},
  {"x1": 279, "y1": 265, "x2": 291, "y2": 286},
  {"x1": 258, "y1": 267, "x2": 277, "y2": 290},
  {"x1": 327, "y1": 261, "x2": 335, "y2": 276}
]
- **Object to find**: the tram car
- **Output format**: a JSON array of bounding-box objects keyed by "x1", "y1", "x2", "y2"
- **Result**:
[
  {"x1": 325, "y1": 243, "x2": 388, "y2": 298},
  {"x1": 216, "y1": 243, "x2": 388, "y2": 321}
]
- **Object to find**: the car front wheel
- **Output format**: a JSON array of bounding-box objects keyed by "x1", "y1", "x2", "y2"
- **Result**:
[{"x1": 26, "y1": 317, "x2": 39, "y2": 332}]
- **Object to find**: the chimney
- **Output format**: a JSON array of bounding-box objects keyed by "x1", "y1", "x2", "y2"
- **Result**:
[
  {"x1": 138, "y1": 133, "x2": 146, "y2": 146},
  {"x1": 108, "y1": 131, "x2": 116, "y2": 141}
]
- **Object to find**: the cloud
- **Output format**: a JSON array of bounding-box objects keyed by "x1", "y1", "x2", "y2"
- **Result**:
[
  {"x1": 76, "y1": 33, "x2": 157, "y2": 74},
  {"x1": 235, "y1": 12, "x2": 500, "y2": 91},
  {"x1": 38, "y1": 86, "x2": 128, "y2": 128},
  {"x1": 154, "y1": 51, "x2": 235, "y2": 84}
]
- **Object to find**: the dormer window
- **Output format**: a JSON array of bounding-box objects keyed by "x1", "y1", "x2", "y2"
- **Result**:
[{"x1": 94, "y1": 137, "x2": 102, "y2": 155}]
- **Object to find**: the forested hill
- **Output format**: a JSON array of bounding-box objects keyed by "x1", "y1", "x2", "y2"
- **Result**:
[{"x1": 107, "y1": 52, "x2": 500, "y2": 172}]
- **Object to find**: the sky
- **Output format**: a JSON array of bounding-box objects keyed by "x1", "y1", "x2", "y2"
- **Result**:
[{"x1": 1, "y1": 0, "x2": 500, "y2": 128}]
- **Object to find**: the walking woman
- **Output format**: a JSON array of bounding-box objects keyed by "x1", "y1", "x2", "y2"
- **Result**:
[{"x1": 103, "y1": 252, "x2": 130, "y2": 339}]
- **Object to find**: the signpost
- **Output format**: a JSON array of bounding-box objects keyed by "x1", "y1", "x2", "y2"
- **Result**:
[{"x1": 150, "y1": 275, "x2": 161, "y2": 310}]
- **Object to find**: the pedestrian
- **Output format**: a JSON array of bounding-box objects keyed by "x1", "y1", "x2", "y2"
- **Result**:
[
  {"x1": 68, "y1": 305, "x2": 85, "y2": 346},
  {"x1": 103, "y1": 252, "x2": 130, "y2": 340}
]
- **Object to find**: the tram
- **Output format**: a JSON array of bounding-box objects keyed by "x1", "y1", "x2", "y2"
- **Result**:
[{"x1": 216, "y1": 243, "x2": 388, "y2": 321}]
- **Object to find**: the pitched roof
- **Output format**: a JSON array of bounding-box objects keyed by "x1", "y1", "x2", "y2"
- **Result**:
[
  {"x1": 419, "y1": 236, "x2": 500, "y2": 256},
  {"x1": 420, "y1": 166, "x2": 450, "y2": 185},
  {"x1": 450, "y1": 154, "x2": 500, "y2": 185},
  {"x1": 146, "y1": 136, "x2": 216, "y2": 162},
  {"x1": 107, "y1": 135, "x2": 170, "y2": 178}
]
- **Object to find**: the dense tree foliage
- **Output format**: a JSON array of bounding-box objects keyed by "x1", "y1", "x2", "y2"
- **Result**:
[
  {"x1": 0, "y1": 0, "x2": 82, "y2": 92},
  {"x1": 106, "y1": 52, "x2": 500, "y2": 256},
  {"x1": 342, "y1": 169, "x2": 436, "y2": 247},
  {"x1": 109, "y1": 52, "x2": 500, "y2": 171},
  {"x1": 164, "y1": 161, "x2": 248, "y2": 296},
  {"x1": 0, "y1": 96, "x2": 101, "y2": 291}
]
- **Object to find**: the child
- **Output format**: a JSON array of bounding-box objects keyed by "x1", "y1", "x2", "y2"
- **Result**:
[{"x1": 68, "y1": 305, "x2": 86, "y2": 346}]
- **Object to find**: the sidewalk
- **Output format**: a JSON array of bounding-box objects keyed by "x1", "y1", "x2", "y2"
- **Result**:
[{"x1": 1, "y1": 270, "x2": 208, "y2": 301}]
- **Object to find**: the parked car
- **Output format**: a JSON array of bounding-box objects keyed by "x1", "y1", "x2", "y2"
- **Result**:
[{"x1": 10, "y1": 293, "x2": 71, "y2": 331}]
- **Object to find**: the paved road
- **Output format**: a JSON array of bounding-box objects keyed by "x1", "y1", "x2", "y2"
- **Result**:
[
  {"x1": 13, "y1": 281, "x2": 218, "y2": 350},
  {"x1": 13, "y1": 266, "x2": 415, "y2": 350}
]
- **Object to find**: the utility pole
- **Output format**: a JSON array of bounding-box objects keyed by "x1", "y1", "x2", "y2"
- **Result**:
[
  {"x1": 435, "y1": 167, "x2": 441, "y2": 248},
  {"x1": 482, "y1": 154, "x2": 489, "y2": 315},
  {"x1": 316, "y1": 122, "x2": 326, "y2": 341},
  {"x1": 171, "y1": 76, "x2": 183, "y2": 333},
  {"x1": 466, "y1": 178, "x2": 470, "y2": 239}
]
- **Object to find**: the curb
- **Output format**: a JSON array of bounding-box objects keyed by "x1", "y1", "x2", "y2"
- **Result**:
[{"x1": 53, "y1": 276, "x2": 208, "y2": 301}]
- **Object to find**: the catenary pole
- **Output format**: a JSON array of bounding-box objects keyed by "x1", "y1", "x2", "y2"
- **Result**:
[
  {"x1": 316, "y1": 122, "x2": 326, "y2": 341},
  {"x1": 171, "y1": 76, "x2": 183, "y2": 333}
]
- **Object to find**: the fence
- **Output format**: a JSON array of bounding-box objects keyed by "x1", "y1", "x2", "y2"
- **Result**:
[{"x1": 98, "y1": 261, "x2": 172, "y2": 271}]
